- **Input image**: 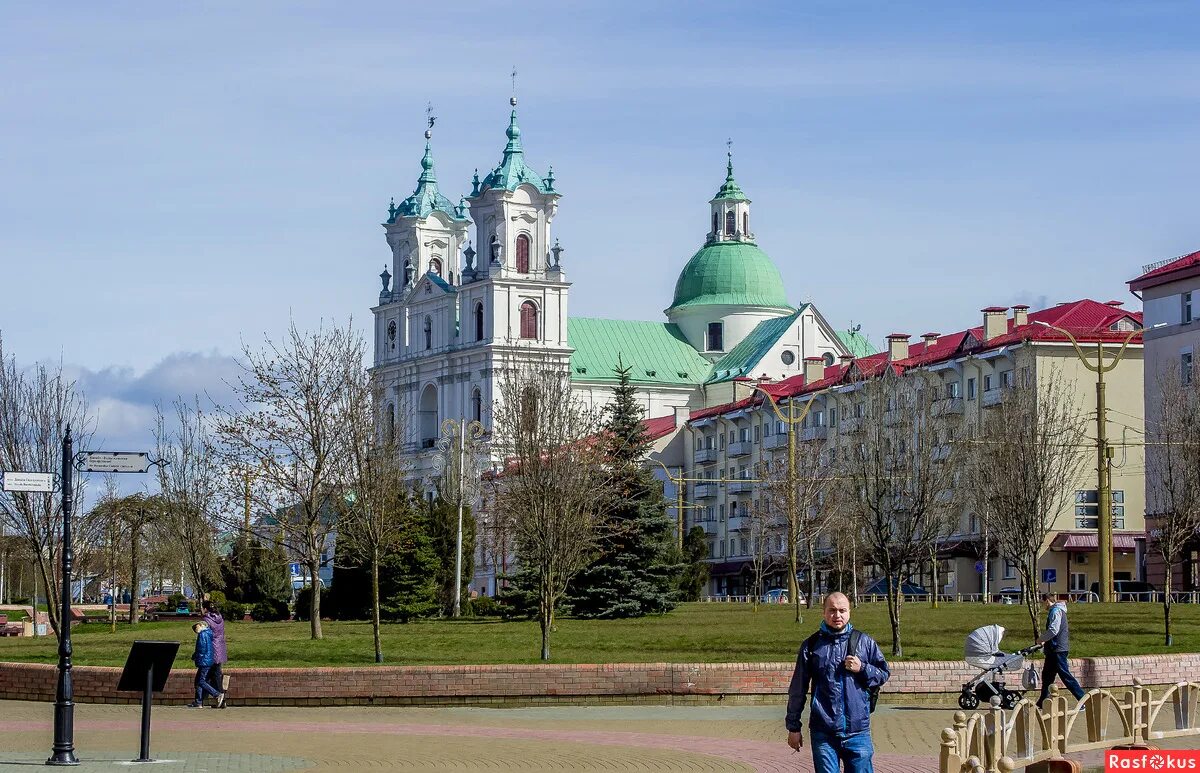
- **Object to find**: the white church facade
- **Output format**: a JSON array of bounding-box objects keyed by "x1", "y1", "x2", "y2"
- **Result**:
[{"x1": 369, "y1": 99, "x2": 873, "y2": 485}]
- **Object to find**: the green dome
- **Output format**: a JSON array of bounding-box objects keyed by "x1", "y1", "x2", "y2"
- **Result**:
[{"x1": 668, "y1": 241, "x2": 791, "y2": 311}]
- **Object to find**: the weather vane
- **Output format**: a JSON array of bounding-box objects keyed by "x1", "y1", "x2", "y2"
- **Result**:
[
  {"x1": 727, "y1": 137, "x2": 732, "y2": 155},
  {"x1": 425, "y1": 102, "x2": 436, "y2": 140},
  {"x1": 510, "y1": 67, "x2": 518, "y2": 106}
]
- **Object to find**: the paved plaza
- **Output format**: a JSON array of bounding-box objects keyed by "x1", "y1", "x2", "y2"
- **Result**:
[{"x1": 0, "y1": 700, "x2": 956, "y2": 772}]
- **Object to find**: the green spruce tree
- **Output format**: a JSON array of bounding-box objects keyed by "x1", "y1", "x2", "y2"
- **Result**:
[
  {"x1": 565, "y1": 358, "x2": 682, "y2": 618},
  {"x1": 677, "y1": 526, "x2": 712, "y2": 601},
  {"x1": 427, "y1": 495, "x2": 476, "y2": 616},
  {"x1": 380, "y1": 495, "x2": 441, "y2": 622}
]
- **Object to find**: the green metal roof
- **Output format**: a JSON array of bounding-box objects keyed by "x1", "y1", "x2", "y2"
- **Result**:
[
  {"x1": 567, "y1": 318, "x2": 712, "y2": 385},
  {"x1": 475, "y1": 110, "x2": 556, "y2": 196},
  {"x1": 707, "y1": 308, "x2": 805, "y2": 383},
  {"x1": 388, "y1": 142, "x2": 468, "y2": 223},
  {"x1": 838, "y1": 327, "x2": 877, "y2": 358},
  {"x1": 668, "y1": 241, "x2": 791, "y2": 311},
  {"x1": 711, "y1": 153, "x2": 748, "y2": 202}
]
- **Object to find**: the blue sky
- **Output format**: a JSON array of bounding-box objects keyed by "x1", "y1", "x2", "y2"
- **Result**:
[{"x1": 3, "y1": 1, "x2": 1200, "y2": 453}]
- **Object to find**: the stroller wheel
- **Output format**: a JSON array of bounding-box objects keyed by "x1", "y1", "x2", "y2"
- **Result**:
[
  {"x1": 958, "y1": 691, "x2": 980, "y2": 710},
  {"x1": 1001, "y1": 691, "x2": 1020, "y2": 710}
]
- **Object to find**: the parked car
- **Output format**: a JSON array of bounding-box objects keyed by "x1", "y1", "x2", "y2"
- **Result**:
[
  {"x1": 761, "y1": 588, "x2": 804, "y2": 604},
  {"x1": 998, "y1": 586, "x2": 1025, "y2": 604},
  {"x1": 862, "y1": 579, "x2": 929, "y2": 598},
  {"x1": 1089, "y1": 581, "x2": 1158, "y2": 602}
]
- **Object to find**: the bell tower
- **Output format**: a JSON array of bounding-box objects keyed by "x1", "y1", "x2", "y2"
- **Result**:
[{"x1": 707, "y1": 149, "x2": 753, "y2": 245}]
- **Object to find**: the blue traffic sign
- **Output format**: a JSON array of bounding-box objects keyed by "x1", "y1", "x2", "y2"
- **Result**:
[
  {"x1": 289, "y1": 563, "x2": 301, "y2": 576},
  {"x1": 1041, "y1": 568, "x2": 1057, "y2": 584}
]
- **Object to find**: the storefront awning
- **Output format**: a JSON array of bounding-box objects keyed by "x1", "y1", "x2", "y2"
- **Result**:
[{"x1": 1050, "y1": 532, "x2": 1140, "y2": 553}]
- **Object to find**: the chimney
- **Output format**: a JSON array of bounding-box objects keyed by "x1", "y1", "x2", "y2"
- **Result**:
[
  {"x1": 982, "y1": 307, "x2": 1008, "y2": 340},
  {"x1": 803, "y1": 357, "x2": 825, "y2": 384},
  {"x1": 887, "y1": 333, "x2": 910, "y2": 361},
  {"x1": 838, "y1": 354, "x2": 854, "y2": 366},
  {"x1": 1011, "y1": 305, "x2": 1029, "y2": 327},
  {"x1": 921, "y1": 332, "x2": 940, "y2": 348},
  {"x1": 673, "y1": 404, "x2": 691, "y2": 428},
  {"x1": 1105, "y1": 300, "x2": 1125, "y2": 308}
]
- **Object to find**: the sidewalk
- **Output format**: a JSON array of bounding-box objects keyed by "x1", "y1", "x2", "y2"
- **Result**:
[{"x1": 0, "y1": 700, "x2": 952, "y2": 772}]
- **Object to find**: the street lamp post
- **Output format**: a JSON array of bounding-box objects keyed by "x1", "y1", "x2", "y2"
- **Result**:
[
  {"x1": 47, "y1": 426, "x2": 78, "y2": 766},
  {"x1": 1034, "y1": 321, "x2": 1141, "y2": 604},
  {"x1": 437, "y1": 418, "x2": 485, "y2": 618}
]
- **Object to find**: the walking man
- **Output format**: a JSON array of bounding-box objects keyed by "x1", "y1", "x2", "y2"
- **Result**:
[
  {"x1": 1035, "y1": 593, "x2": 1085, "y2": 709},
  {"x1": 786, "y1": 592, "x2": 890, "y2": 773}
]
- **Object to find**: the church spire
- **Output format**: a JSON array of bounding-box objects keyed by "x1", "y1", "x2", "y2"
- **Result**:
[
  {"x1": 387, "y1": 109, "x2": 466, "y2": 223},
  {"x1": 476, "y1": 94, "x2": 555, "y2": 195},
  {"x1": 708, "y1": 141, "x2": 752, "y2": 243}
]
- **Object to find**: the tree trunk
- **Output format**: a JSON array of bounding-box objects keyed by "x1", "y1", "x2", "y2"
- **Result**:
[
  {"x1": 129, "y1": 523, "x2": 140, "y2": 625},
  {"x1": 539, "y1": 595, "x2": 553, "y2": 661},
  {"x1": 886, "y1": 570, "x2": 903, "y2": 657},
  {"x1": 36, "y1": 553, "x2": 60, "y2": 639},
  {"x1": 930, "y1": 546, "x2": 939, "y2": 609},
  {"x1": 850, "y1": 540, "x2": 859, "y2": 608},
  {"x1": 371, "y1": 548, "x2": 382, "y2": 663},
  {"x1": 308, "y1": 557, "x2": 323, "y2": 640},
  {"x1": 789, "y1": 532, "x2": 801, "y2": 622},
  {"x1": 1022, "y1": 564, "x2": 1040, "y2": 640},
  {"x1": 1164, "y1": 565, "x2": 1174, "y2": 647}
]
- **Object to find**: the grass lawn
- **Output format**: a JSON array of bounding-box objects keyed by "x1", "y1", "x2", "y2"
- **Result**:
[{"x1": 0, "y1": 602, "x2": 1196, "y2": 669}]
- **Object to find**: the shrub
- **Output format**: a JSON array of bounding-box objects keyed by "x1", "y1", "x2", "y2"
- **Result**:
[
  {"x1": 221, "y1": 600, "x2": 247, "y2": 620},
  {"x1": 163, "y1": 593, "x2": 187, "y2": 612},
  {"x1": 250, "y1": 599, "x2": 289, "y2": 622},
  {"x1": 206, "y1": 590, "x2": 226, "y2": 607},
  {"x1": 293, "y1": 586, "x2": 332, "y2": 621},
  {"x1": 469, "y1": 596, "x2": 502, "y2": 618}
]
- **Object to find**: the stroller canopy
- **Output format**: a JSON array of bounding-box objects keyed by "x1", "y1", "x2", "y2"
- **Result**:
[{"x1": 964, "y1": 624, "x2": 1008, "y2": 669}]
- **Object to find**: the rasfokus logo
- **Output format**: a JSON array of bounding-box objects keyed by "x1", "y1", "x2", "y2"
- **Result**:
[{"x1": 1107, "y1": 750, "x2": 1200, "y2": 770}]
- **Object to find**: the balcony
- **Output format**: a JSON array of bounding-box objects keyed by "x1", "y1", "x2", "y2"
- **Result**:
[
  {"x1": 840, "y1": 416, "x2": 865, "y2": 434},
  {"x1": 728, "y1": 515, "x2": 751, "y2": 532},
  {"x1": 802, "y1": 426, "x2": 827, "y2": 442},
  {"x1": 764, "y1": 433, "x2": 788, "y2": 450},
  {"x1": 882, "y1": 410, "x2": 902, "y2": 426},
  {"x1": 693, "y1": 520, "x2": 719, "y2": 536},
  {"x1": 728, "y1": 440, "x2": 754, "y2": 457},
  {"x1": 728, "y1": 480, "x2": 754, "y2": 494},
  {"x1": 982, "y1": 389, "x2": 1003, "y2": 408},
  {"x1": 694, "y1": 447, "x2": 719, "y2": 463},
  {"x1": 693, "y1": 483, "x2": 717, "y2": 499},
  {"x1": 933, "y1": 398, "x2": 965, "y2": 417}
]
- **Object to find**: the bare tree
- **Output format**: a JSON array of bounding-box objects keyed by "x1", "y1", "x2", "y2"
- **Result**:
[
  {"x1": 336, "y1": 368, "x2": 411, "y2": 662},
  {"x1": 966, "y1": 365, "x2": 1086, "y2": 637},
  {"x1": 1146, "y1": 362, "x2": 1200, "y2": 645},
  {"x1": 155, "y1": 398, "x2": 222, "y2": 604},
  {"x1": 838, "y1": 370, "x2": 959, "y2": 656},
  {"x1": 491, "y1": 364, "x2": 607, "y2": 660},
  {"x1": 0, "y1": 334, "x2": 93, "y2": 638},
  {"x1": 744, "y1": 499, "x2": 775, "y2": 611},
  {"x1": 215, "y1": 321, "x2": 361, "y2": 639}
]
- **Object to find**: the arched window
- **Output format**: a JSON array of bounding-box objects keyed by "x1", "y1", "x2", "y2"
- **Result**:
[
  {"x1": 471, "y1": 388, "x2": 482, "y2": 423},
  {"x1": 516, "y1": 234, "x2": 530, "y2": 273},
  {"x1": 423, "y1": 316, "x2": 432, "y2": 350},
  {"x1": 742, "y1": 212, "x2": 749, "y2": 234},
  {"x1": 712, "y1": 211, "x2": 718, "y2": 234},
  {"x1": 429, "y1": 258, "x2": 442, "y2": 276},
  {"x1": 474, "y1": 302, "x2": 485, "y2": 341},
  {"x1": 724, "y1": 211, "x2": 735, "y2": 235},
  {"x1": 519, "y1": 301, "x2": 538, "y2": 340}
]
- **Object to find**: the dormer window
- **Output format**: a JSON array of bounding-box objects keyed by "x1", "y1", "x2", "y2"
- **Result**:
[
  {"x1": 516, "y1": 234, "x2": 530, "y2": 273},
  {"x1": 724, "y1": 211, "x2": 735, "y2": 236}
]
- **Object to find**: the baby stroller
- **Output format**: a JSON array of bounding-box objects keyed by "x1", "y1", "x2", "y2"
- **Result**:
[{"x1": 958, "y1": 624, "x2": 1042, "y2": 710}]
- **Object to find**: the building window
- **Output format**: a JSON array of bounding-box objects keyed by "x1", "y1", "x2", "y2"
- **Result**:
[
  {"x1": 423, "y1": 316, "x2": 432, "y2": 350},
  {"x1": 471, "y1": 388, "x2": 482, "y2": 423},
  {"x1": 1184, "y1": 351, "x2": 1194, "y2": 386},
  {"x1": 1185, "y1": 292, "x2": 1194, "y2": 324},
  {"x1": 967, "y1": 377, "x2": 977, "y2": 400},
  {"x1": 829, "y1": 407, "x2": 837, "y2": 427},
  {"x1": 474, "y1": 302, "x2": 485, "y2": 341},
  {"x1": 707, "y1": 322, "x2": 723, "y2": 351},
  {"x1": 781, "y1": 350, "x2": 795, "y2": 365},
  {"x1": 712, "y1": 211, "x2": 718, "y2": 234},
  {"x1": 983, "y1": 374, "x2": 994, "y2": 392},
  {"x1": 742, "y1": 212, "x2": 749, "y2": 234},
  {"x1": 754, "y1": 425, "x2": 760, "y2": 442},
  {"x1": 519, "y1": 301, "x2": 538, "y2": 340},
  {"x1": 516, "y1": 234, "x2": 531, "y2": 273},
  {"x1": 823, "y1": 352, "x2": 835, "y2": 367},
  {"x1": 429, "y1": 258, "x2": 442, "y2": 276},
  {"x1": 725, "y1": 210, "x2": 735, "y2": 235},
  {"x1": 1003, "y1": 560, "x2": 1017, "y2": 580},
  {"x1": 1001, "y1": 370, "x2": 1014, "y2": 388},
  {"x1": 946, "y1": 381, "x2": 961, "y2": 399}
]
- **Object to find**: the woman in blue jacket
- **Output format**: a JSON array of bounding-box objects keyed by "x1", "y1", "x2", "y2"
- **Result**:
[{"x1": 189, "y1": 621, "x2": 222, "y2": 708}]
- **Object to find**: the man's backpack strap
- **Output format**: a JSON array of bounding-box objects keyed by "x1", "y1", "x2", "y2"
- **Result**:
[{"x1": 848, "y1": 628, "x2": 880, "y2": 713}]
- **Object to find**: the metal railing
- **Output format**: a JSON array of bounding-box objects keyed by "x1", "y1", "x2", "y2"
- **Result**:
[{"x1": 940, "y1": 682, "x2": 1200, "y2": 773}]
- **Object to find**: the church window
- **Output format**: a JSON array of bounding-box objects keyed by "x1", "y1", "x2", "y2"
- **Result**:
[
  {"x1": 724, "y1": 210, "x2": 735, "y2": 236},
  {"x1": 706, "y1": 322, "x2": 723, "y2": 352},
  {"x1": 423, "y1": 316, "x2": 432, "y2": 350},
  {"x1": 712, "y1": 211, "x2": 718, "y2": 234},
  {"x1": 474, "y1": 302, "x2": 485, "y2": 342},
  {"x1": 519, "y1": 301, "x2": 539, "y2": 340},
  {"x1": 516, "y1": 234, "x2": 530, "y2": 273},
  {"x1": 743, "y1": 212, "x2": 749, "y2": 234},
  {"x1": 780, "y1": 350, "x2": 795, "y2": 366},
  {"x1": 823, "y1": 352, "x2": 835, "y2": 367},
  {"x1": 471, "y1": 388, "x2": 482, "y2": 423},
  {"x1": 429, "y1": 258, "x2": 442, "y2": 276}
]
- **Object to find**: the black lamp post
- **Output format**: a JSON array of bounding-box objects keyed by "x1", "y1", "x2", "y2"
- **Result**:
[{"x1": 47, "y1": 425, "x2": 78, "y2": 766}]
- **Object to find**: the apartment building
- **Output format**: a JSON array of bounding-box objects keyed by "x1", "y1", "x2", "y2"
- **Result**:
[
  {"x1": 650, "y1": 299, "x2": 1146, "y2": 598},
  {"x1": 1129, "y1": 250, "x2": 1200, "y2": 592}
]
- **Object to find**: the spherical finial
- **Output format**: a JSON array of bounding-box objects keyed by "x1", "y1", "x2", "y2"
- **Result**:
[
  {"x1": 424, "y1": 129, "x2": 432, "y2": 140},
  {"x1": 510, "y1": 96, "x2": 517, "y2": 107}
]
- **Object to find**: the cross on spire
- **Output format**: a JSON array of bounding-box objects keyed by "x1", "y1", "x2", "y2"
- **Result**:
[
  {"x1": 511, "y1": 67, "x2": 518, "y2": 102},
  {"x1": 425, "y1": 102, "x2": 436, "y2": 140}
]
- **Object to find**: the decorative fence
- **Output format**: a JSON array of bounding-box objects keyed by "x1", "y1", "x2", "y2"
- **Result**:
[{"x1": 939, "y1": 681, "x2": 1200, "y2": 772}]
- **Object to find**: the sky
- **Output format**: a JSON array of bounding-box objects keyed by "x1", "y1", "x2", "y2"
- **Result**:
[{"x1": 3, "y1": 1, "x2": 1200, "y2": 457}]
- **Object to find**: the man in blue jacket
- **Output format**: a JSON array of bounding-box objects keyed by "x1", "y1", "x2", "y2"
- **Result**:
[
  {"x1": 1035, "y1": 593, "x2": 1085, "y2": 709},
  {"x1": 189, "y1": 621, "x2": 222, "y2": 708},
  {"x1": 786, "y1": 592, "x2": 890, "y2": 772}
]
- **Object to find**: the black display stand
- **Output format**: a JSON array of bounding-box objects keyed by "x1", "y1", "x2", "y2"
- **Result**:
[{"x1": 117, "y1": 641, "x2": 180, "y2": 763}]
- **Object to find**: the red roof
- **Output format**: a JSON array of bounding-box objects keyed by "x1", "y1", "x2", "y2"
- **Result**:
[
  {"x1": 641, "y1": 414, "x2": 678, "y2": 441},
  {"x1": 1050, "y1": 532, "x2": 1139, "y2": 553},
  {"x1": 692, "y1": 299, "x2": 1143, "y2": 417},
  {"x1": 1129, "y1": 249, "x2": 1200, "y2": 291}
]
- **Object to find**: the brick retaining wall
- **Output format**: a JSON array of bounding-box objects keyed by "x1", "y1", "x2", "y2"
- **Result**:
[{"x1": 2, "y1": 654, "x2": 1198, "y2": 707}]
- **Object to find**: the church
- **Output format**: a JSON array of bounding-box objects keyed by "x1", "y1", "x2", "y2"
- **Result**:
[{"x1": 369, "y1": 99, "x2": 873, "y2": 481}]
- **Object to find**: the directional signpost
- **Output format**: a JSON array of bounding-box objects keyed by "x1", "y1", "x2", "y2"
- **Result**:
[
  {"x1": 78, "y1": 452, "x2": 152, "y2": 474},
  {"x1": 1, "y1": 471, "x2": 54, "y2": 493}
]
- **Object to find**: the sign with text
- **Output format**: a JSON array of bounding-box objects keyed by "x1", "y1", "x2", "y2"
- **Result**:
[
  {"x1": 1106, "y1": 749, "x2": 1200, "y2": 769},
  {"x1": 80, "y1": 452, "x2": 151, "y2": 474},
  {"x1": 1, "y1": 471, "x2": 53, "y2": 493}
]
